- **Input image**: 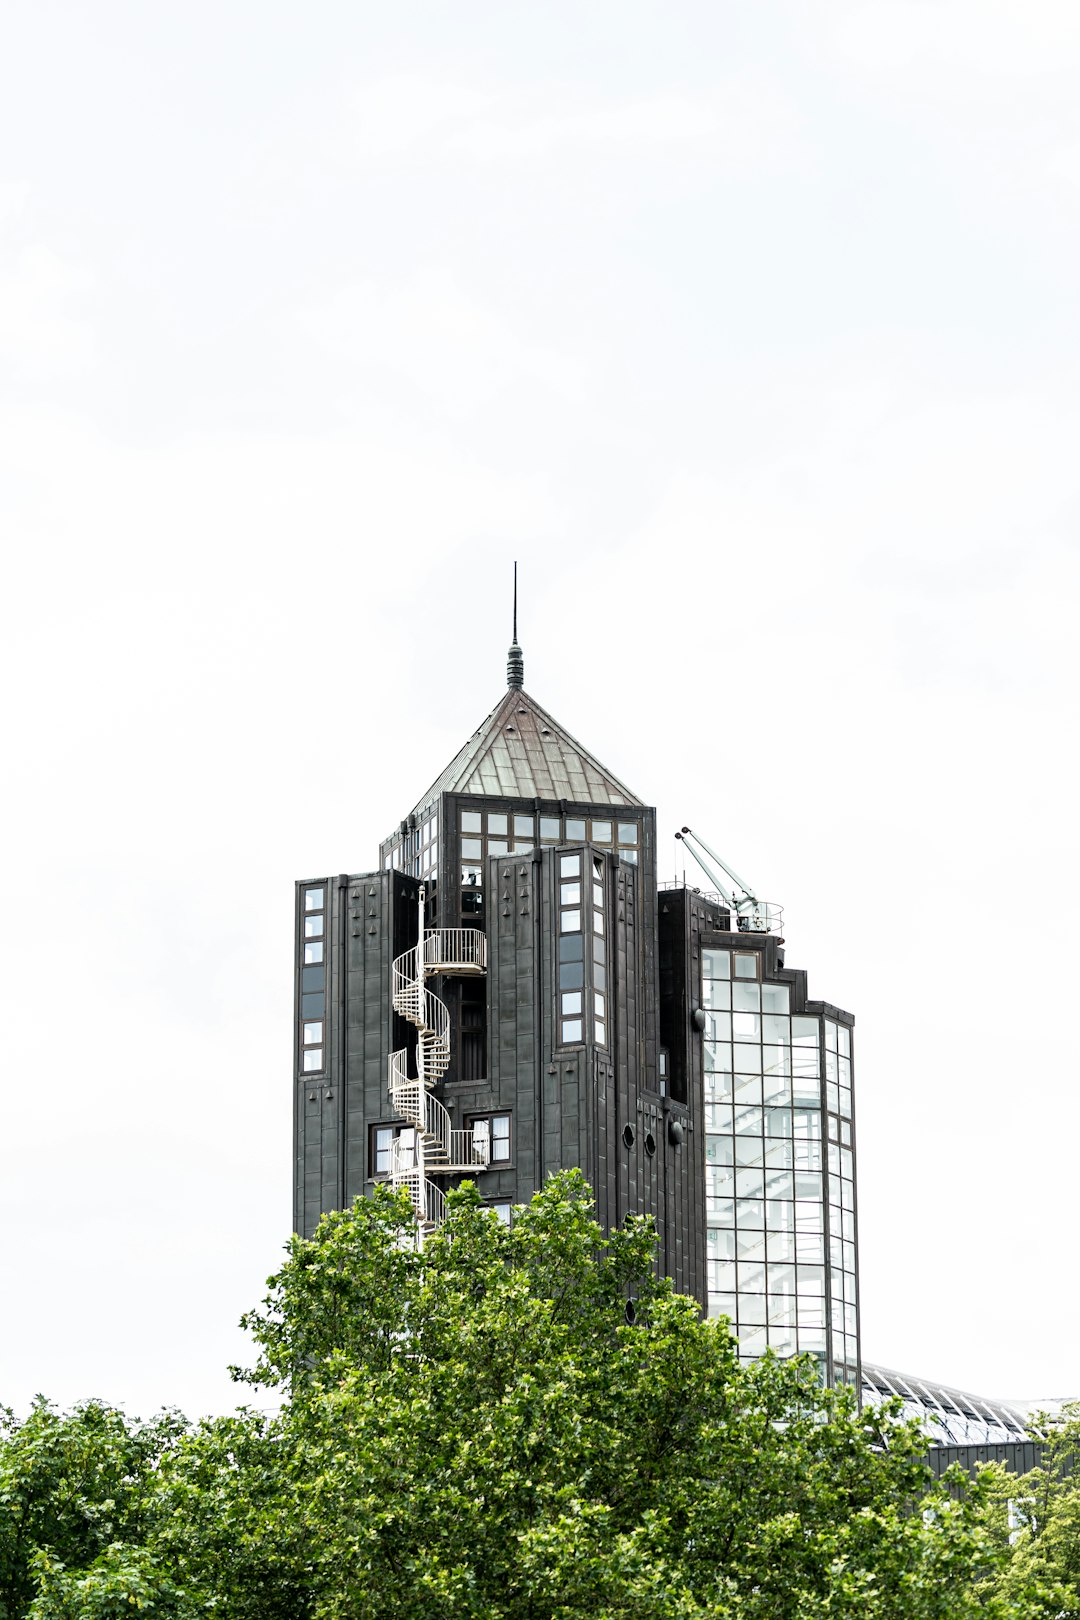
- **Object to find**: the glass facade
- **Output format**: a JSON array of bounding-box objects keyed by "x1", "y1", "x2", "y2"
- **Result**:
[{"x1": 703, "y1": 945, "x2": 858, "y2": 1382}]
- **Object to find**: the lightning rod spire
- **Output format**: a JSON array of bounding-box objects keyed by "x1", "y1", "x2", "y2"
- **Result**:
[{"x1": 507, "y1": 560, "x2": 524, "y2": 689}]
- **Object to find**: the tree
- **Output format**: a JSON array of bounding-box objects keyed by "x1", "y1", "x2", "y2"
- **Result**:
[
  {"x1": 975, "y1": 1401, "x2": 1080, "y2": 1617},
  {"x1": 1, "y1": 1174, "x2": 1030, "y2": 1618},
  {"x1": 0, "y1": 1399, "x2": 183, "y2": 1619}
]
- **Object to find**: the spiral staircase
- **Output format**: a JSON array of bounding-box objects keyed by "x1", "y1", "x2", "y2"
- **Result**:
[{"x1": 387, "y1": 887, "x2": 489, "y2": 1240}]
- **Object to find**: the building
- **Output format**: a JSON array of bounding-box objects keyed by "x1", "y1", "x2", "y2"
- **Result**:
[{"x1": 292, "y1": 632, "x2": 861, "y2": 1388}]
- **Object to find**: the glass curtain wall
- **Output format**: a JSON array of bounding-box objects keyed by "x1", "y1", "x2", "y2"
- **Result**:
[{"x1": 703, "y1": 947, "x2": 858, "y2": 1381}]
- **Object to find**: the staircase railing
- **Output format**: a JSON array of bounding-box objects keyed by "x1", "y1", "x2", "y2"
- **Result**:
[{"x1": 386, "y1": 893, "x2": 489, "y2": 1240}]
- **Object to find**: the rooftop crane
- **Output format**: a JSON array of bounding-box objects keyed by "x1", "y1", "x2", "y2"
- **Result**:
[{"x1": 674, "y1": 826, "x2": 783, "y2": 935}]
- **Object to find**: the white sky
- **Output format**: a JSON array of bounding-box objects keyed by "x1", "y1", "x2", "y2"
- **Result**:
[{"x1": 2, "y1": 0, "x2": 1078, "y2": 1419}]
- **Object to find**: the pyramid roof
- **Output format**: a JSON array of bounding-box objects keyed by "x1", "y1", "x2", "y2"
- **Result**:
[{"x1": 409, "y1": 687, "x2": 645, "y2": 817}]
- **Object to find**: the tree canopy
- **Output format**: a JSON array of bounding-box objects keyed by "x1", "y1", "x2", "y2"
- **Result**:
[{"x1": 0, "y1": 1173, "x2": 1067, "y2": 1617}]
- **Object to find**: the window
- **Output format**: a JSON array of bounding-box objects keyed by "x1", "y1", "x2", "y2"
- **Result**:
[
  {"x1": 304, "y1": 941, "x2": 324, "y2": 965},
  {"x1": 371, "y1": 1123, "x2": 412, "y2": 1177},
  {"x1": 489, "y1": 1201, "x2": 513, "y2": 1225},
  {"x1": 305, "y1": 914, "x2": 323, "y2": 938},
  {"x1": 303, "y1": 1020, "x2": 323, "y2": 1045},
  {"x1": 471, "y1": 1114, "x2": 511, "y2": 1163},
  {"x1": 303, "y1": 1047, "x2": 323, "y2": 1072},
  {"x1": 305, "y1": 889, "x2": 324, "y2": 911}
]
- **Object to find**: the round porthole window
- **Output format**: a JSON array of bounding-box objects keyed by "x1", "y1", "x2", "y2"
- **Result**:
[
  {"x1": 644, "y1": 1131, "x2": 657, "y2": 1157},
  {"x1": 622, "y1": 1123, "x2": 635, "y2": 1149}
]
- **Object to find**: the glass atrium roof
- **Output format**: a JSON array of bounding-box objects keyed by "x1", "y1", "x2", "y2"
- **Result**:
[{"x1": 861, "y1": 1362, "x2": 1030, "y2": 1447}]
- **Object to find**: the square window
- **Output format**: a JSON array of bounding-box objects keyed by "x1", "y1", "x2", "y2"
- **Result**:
[
  {"x1": 703, "y1": 979, "x2": 731, "y2": 1011},
  {"x1": 733, "y1": 1073, "x2": 763, "y2": 1106},
  {"x1": 703, "y1": 949, "x2": 731, "y2": 980},
  {"x1": 735, "y1": 1167, "x2": 764, "y2": 1199},
  {"x1": 618, "y1": 849, "x2": 638, "y2": 864},
  {"x1": 461, "y1": 811, "x2": 482, "y2": 833},
  {"x1": 488, "y1": 840, "x2": 508, "y2": 856},
  {"x1": 733, "y1": 1104, "x2": 762, "y2": 1135},
  {"x1": 565, "y1": 818, "x2": 586, "y2": 839},
  {"x1": 560, "y1": 909, "x2": 581, "y2": 933},
  {"x1": 739, "y1": 1294, "x2": 768, "y2": 1326},
  {"x1": 792, "y1": 1017, "x2": 820, "y2": 1047},
  {"x1": 591, "y1": 820, "x2": 612, "y2": 843},
  {"x1": 559, "y1": 962, "x2": 583, "y2": 990},
  {"x1": 797, "y1": 1230, "x2": 825, "y2": 1264},
  {"x1": 561, "y1": 1018, "x2": 583, "y2": 1042},
  {"x1": 561, "y1": 882, "x2": 581, "y2": 905},
  {"x1": 304, "y1": 889, "x2": 324, "y2": 912},
  {"x1": 764, "y1": 1139, "x2": 793, "y2": 1170},
  {"x1": 514, "y1": 814, "x2": 534, "y2": 837},
  {"x1": 765, "y1": 1168, "x2": 793, "y2": 1201},
  {"x1": 461, "y1": 837, "x2": 482, "y2": 859},
  {"x1": 766, "y1": 1232, "x2": 796, "y2": 1265},
  {"x1": 304, "y1": 942, "x2": 324, "y2": 965},
  {"x1": 765, "y1": 1199, "x2": 795, "y2": 1232},
  {"x1": 490, "y1": 1201, "x2": 512, "y2": 1225},
  {"x1": 734, "y1": 1197, "x2": 765, "y2": 1229},
  {"x1": 732, "y1": 1012, "x2": 760, "y2": 1042},
  {"x1": 487, "y1": 813, "x2": 508, "y2": 835},
  {"x1": 732, "y1": 982, "x2": 760, "y2": 1012},
  {"x1": 301, "y1": 991, "x2": 324, "y2": 1019},
  {"x1": 305, "y1": 914, "x2": 324, "y2": 939},
  {"x1": 738, "y1": 1261, "x2": 767, "y2": 1293},
  {"x1": 303, "y1": 1020, "x2": 323, "y2": 1046},
  {"x1": 761, "y1": 983, "x2": 790, "y2": 1013},
  {"x1": 560, "y1": 854, "x2": 580, "y2": 877},
  {"x1": 540, "y1": 817, "x2": 561, "y2": 841},
  {"x1": 617, "y1": 823, "x2": 638, "y2": 845},
  {"x1": 734, "y1": 953, "x2": 758, "y2": 979},
  {"x1": 562, "y1": 991, "x2": 582, "y2": 1015},
  {"x1": 303, "y1": 1048, "x2": 323, "y2": 1072}
]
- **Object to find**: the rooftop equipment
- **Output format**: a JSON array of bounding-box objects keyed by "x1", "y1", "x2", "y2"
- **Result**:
[{"x1": 674, "y1": 826, "x2": 783, "y2": 935}]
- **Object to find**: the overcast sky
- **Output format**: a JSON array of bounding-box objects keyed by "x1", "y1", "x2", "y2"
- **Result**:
[{"x1": 2, "y1": 0, "x2": 1078, "y2": 1420}]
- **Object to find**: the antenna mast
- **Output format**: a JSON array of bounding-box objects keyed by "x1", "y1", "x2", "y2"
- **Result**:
[{"x1": 507, "y1": 560, "x2": 524, "y2": 689}]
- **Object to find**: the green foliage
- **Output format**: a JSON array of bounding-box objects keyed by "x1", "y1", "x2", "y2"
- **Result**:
[
  {"x1": 974, "y1": 1401, "x2": 1080, "y2": 1616},
  {"x1": 0, "y1": 1399, "x2": 183, "y2": 1620},
  {"x1": 0, "y1": 1173, "x2": 1064, "y2": 1618}
]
